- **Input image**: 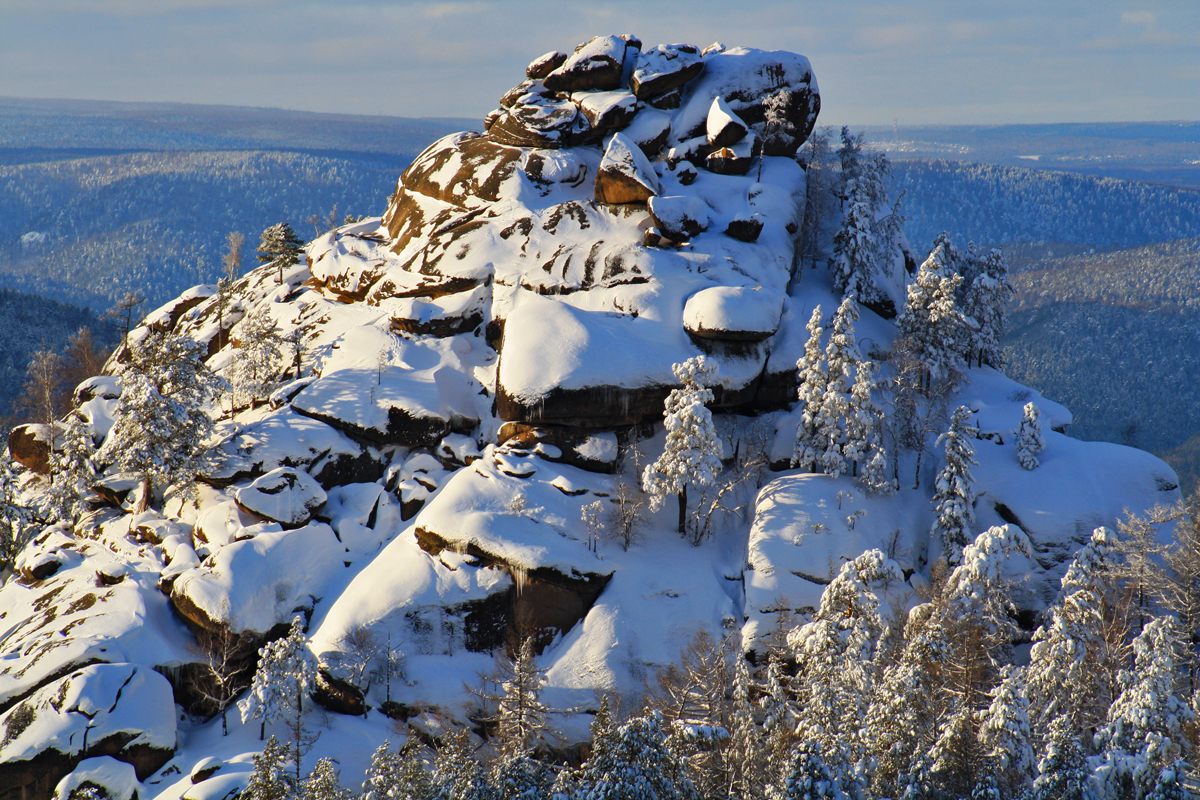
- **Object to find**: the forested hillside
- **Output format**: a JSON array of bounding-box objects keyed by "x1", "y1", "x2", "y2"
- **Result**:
[{"x1": 891, "y1": 158, "x2": 1200, "y2": 254}]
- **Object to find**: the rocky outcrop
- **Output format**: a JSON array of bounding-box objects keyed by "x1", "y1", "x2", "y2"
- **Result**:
[
  {"x1": 0, "y1": 664, "x2": 176, "y2": 800},
  {"x1": 9, "y1": 423, "x2": 53, "y2": 474},
  {"x1": 594, "y1": 132, "x2": 660, "y2": 205}
]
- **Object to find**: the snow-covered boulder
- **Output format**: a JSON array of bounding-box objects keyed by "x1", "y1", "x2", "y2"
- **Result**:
[
  {"x1": 543, "y1": 35, "x2": 637, "y2": 94},
  {"x1": 0, "y1": 664, "x2": 175, "y2": 796},
  {"x1": 170, "y1": 523, "x2": 347, "y2": 637},
  {"x1": 234, "y1": 467, "x2": 328, "y2": 527},
  {"x1": 594, "y1": 131, "x2": 660, "y2": 205},
  {"x1": 683, "y1": 285, "x2": 786, "y2": 341},
  {"x1": 53, "y1": 756, "x2": 139, "y2": 800},
  {"x1": 630, "y1": 43, "x2": 705, "y2": 100},
  {"x1": 8, "y1": 422, "x2": 53, "y2": 474}
]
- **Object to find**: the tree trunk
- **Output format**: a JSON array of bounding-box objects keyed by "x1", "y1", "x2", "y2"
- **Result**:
[
  {"x1": 137, "y1": 475, "x2": 151, "y2": 513},
  {"x1": 678, "y1": 485, "x2": 687, "y2": 536}
]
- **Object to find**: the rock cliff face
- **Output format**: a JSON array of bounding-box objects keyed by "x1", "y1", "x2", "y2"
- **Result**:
[{"x1": 0, "y1": 34, "x2": 1182, "y2": 797}]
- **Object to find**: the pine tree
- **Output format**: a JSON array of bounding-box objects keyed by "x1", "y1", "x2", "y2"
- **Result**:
[
  {"x1": 300, "y1": 757, "x2": 351, "y2": 800},
  {"x1": 830, "y1": 131, "x2": 904, "y2": 316},
  {"x1": 258, "y1": 222, "x2": 305, "y2": 284},
  {"x1": 97, "y1": 327, "x2": 224, "y2": 511},
  {"x1": 977, "y1": 665, "x2": 1036, "y2": 797},
  {"x1": 779, "y1": 740, "x2": 841, "y2": 800},
  {"x1": 792, "y1": 306, "x2": 826, "y2": 472},
  {"x1": 1017, "y1": 402, "x2": 1044, "y2": 470},
  {"x1": 643, "y1": 356, "x2": 723, "y2": 536},
  {"x1": 362, "y1": 739, "x2": 431, "y2": 800},
  {"x1": 848, "y1": 360, "x2": 895, "y2": 495},
  {"x1": 790, "y1": 550, "x2": 899, "y2": 776},
  {"x1": 243, "y1": 735, "x2": 294, "y2": 800},
  {"x1": 814, "y1": 296, "x2": 861, "y2": 478},
  {"x1": 229, "y1": 307, "x2": 285, "y2": 410},
  {"x1": 240, "y1": 616, "x2": 317, "y2": 773},
  {"x1": 930, "y1": 406, "x2": 979, "y2": 565},
  {"x1": 897, "y1": 241, "x2": 967, "y2": 388},
  {"x1": 1032, "y1": 718, "x2": 1096, "y2": 800},
  {"x1": 1146, "y1": 760, "x2": 1191, "y2": 800},
  {"x1": 1026, "y1": 527, "x2": 1125, "y2": 751},
  {"x1": 566, "y1": 713, "x2": 699, "y2": 800},
  {"x1": 493, "y1": 637, "x2": 549, "y2": 760},
  {"x1": 760, "y1": 654, "x2": 797, "y2": 800},
  {"x1": 727, "y1": 654, "x2": 767, "y2": 800},
  {"x1": 1095, "y1": 615, "x2": 1195, "y2": 797},
  {"x1": 431, "y1": 727, "x2": 496, "y2": 800},
  {"x1": 491, "y1": 753, "x2": 551, "y2": 800},
  {"x1": 47, "y1": 411, "x2": 95, "y2": 524},
  {"x1": 0, "y1": 453, "x2": 32, "y2": 576},
  {"x1": 962, "y1": 248, "x2": 1012, "y2": 369}
]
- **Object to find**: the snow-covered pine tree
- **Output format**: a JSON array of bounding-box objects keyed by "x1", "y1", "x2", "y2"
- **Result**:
[
  {"x1": 897, "y1": 240, "x2": 967, "y2": 389},
  {"x1": 432, "y1": 727, "x2": 497, "y2": 800},
  {"x1": 848, "y1": 360, "x2": 896, "y2": 495},
  {"x1": 362, "y1": 739, "x2": 431, "y2": 800},
  {"x1": 243, "y1": 735, "x2": 294, "y2": 800},
  {"x1": 567, "y1": 713, "x2": 699, "y2": 800},
  {"x1": 492, "y1": 753, "x2": 551, "y2": 800},
  {"x1": 240, "y1": 616, "x2": 317, "y2": 770},
  {"x1": 727, "y1": 654, "x2": 767, "y2": 800},
  {"x1": 778, "y1": 739, "x2": 841, "y2": 800},
  {"x1": 258, "y1": 222, "x2": 305, "y2": 284},
  {"x1": 300, "y1": 757, "x2": 351, "y2": 800},
  {"x1": 1017, "y1": 402, "x2": 1044, "y2": 470},
  {"x1": 759, "y1": 653, "x2": 798, "y2": 800},
  {"x1": 229, "y1": 307, "x2": 286, "y2": 411},
  {"x1": 97, "y1": 327, "x2": 224, "y2": 511},
  {"x1": 1033, "y1": 718, "x2": 1096, "y2": 800},
  {"x1": 977, "y1": 665, "x2": 1036, "y2": 797},
  {"x1": 47, "y1": 411, "x2": 95, "y2": 524},
  {"x1": 1094, "y1": 615, "x2": 1195, "y2": 799},
  {"x1": 963, "y1": 248, "x2": 1013, "y2": 368},
  {"x1": 789, "y1": 549, "x2": 899, "y2": 778},
  {"x1": 930, "y1": 406, "x2": 979, "y2": 565},
  {"x1": 792, "y1": 306, "x2": 826, "y2": 471},
  {"x1": 643, "y1": 356, "x2": 723, "y2": 535},
  {"x1": 830, "y1": 134, "x2": 903, "y2": 315},
  {"x1": 1026, "y1": 527, "x2": 1125, "y2": 749},
  {"x1": 814, "y1": 296, "x2": 861, "y2": 478},
  {"x1": 1146, "y1": 760, "x2": 1191, "y2": 800},
  {"x1": 493, "y1": 637, "x2": 549, "y2": 760},
  {"x1": 0, "y1": 453, "x2": 33, "y2": 575}
]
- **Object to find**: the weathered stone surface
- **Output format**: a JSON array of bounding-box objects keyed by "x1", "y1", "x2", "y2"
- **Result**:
[
  {"x1": 9, "y1": 423, "x2": 52, "y2": 474},
  {"x1": 630, "y1": 43, "x2": 704, "y2": 99},
  {"x1": 648, "y1": 194, "x2": 711, "y2": 240},
  {"x1": 646, "y1": 87, "x2": 682, "y2": 109},
  {"x1": 594, "y1": 132, "x2": 660, "y2": 205},
  {"x1": 725, "y1": 215, "x2": 764, "y2": 242},
  {"x1": 526, "y1": 50, "x2": 568, "y2": 79},
  {"x1": 705, "y1": 140, "x2": 754, "y2": 175},
  {"x1": 395, "y1": 132, "x2": 524, "y2": 209},
  {"x1": 706, "y1": 95, "x2": 748, "y2": 147},
  {"x1": 543, "y1": 35, "x2": 631, "y2": 93},
  {"x1": 497, "y1": 423, "x2": 621, "y2": 474},
  {"x1": 487, "y1": 96, "x2": 583, "y2": 149},
  {"x1": 53, "y1": 756, "x2": 139, "y2": 800},
  {"x1": 572, "y1": 89, "x2": 638, "y2": 132},
  {"x1": 234, "y1": 467, "x2": 328, "y2": 528}
]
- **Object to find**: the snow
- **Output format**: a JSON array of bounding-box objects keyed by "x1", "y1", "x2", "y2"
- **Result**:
[
  {"x1": 54, "y1": 757, "x2": 139, "y2": 800},
  {"x1": 171, "y1": 523, "x2": 348, "y2": 636},
  {"x1": 683, "y1": 285, "x2": 786, "y2": 337},
  {"x1": 706, "y1": 96, "x2": 747, "y2": 145},
  {"x1": 235, "y1": 467, "x2": 328, "y2": 527}
]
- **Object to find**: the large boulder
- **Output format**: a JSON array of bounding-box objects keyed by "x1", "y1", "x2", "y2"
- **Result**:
[
  {"x1": 543, "y1": 35, "x2": 637, "y2": 93},
  {"x1": 9, "y1": 423, "x2": 53, "y2": 474},
  {"x1": 0, "y1": 664, "x2": 176, "y2": 798},
  {"x1": 594, "y1": 132, "x2": 661, "y2": 205},
  {"x1": 234, "y1": 467, "x2": 328, "y2": 527},
  {"x1": 630, "y1": 43, "x2": 705, "y2": 100},
  {"x1": 683, "y1": 285, "x2": 787, "y2": 341}
]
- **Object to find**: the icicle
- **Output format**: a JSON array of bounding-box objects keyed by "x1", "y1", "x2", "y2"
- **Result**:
[{"x1": 512, "y1": 564, "x2": 528, "y2": 597}]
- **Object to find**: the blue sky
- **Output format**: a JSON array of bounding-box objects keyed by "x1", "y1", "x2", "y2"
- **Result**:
[{"x1": 3, "y1": 1, "x2": 1197, "y2": 125}]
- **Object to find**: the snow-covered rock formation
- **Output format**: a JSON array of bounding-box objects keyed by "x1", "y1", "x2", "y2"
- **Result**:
[{"x1": 0, "y1": 34, "x2": 1180, "y2": 798}]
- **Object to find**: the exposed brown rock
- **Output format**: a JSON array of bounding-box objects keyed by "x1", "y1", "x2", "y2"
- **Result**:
[
  {"x1": 9, "y1": 423, "x2": 52, "y2": 475},
  {"x1": 543, "y1": 35, "x2": 631, "y2": 94},
  {"x1": 526, "y1": 50, "x2": 568, "y2": 79},
  {"x1": 706, "y1": 145, "x2": 754, "y2": 175},
  {"x1": 724, "y1": 216, "x2": 764, "y2": 242},
  {"x1": 630, "y1": 43, "x2": 704, "y2": 99}
]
